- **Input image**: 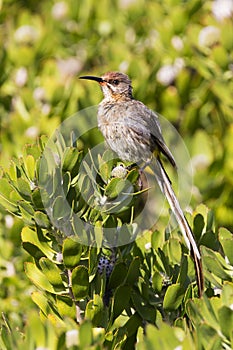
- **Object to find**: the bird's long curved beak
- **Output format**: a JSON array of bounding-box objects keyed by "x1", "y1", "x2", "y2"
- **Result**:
[{"x1": 79, "y1": 75, "x2": 103, "y2": 83}]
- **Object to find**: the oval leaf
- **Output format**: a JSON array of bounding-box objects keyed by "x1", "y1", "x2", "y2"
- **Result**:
[
  {"x1": 39, "y1": 257, "x2": 64, "y2": 290},
  {"x1": 72, "y1": 265, "x2": 89, "y2": 300},
  {"x1": 112, "y1": 285, "x2": 131, "y2": 320},
  {"x1": 163, "y1": 283, "x2": 184, "y2": 310},
  {"x1": 63, "y1": 238, "x2": 82, "y2": 268}
]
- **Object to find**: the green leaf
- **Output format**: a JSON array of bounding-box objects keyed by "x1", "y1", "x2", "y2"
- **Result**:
[
  {"x1": 152, "y1": 271, "x2": 163, "y2": 293},
  {"x1": 105, "y1": 178, "x2": 127, "y2": 199},
  {"x1": 131, "y1": 290, "x2": 156, "y2": 323},
  {"x1": 71, "y1": 265, "x2": 89, "y2": 300},
  {"x1": 108, "y1": 262, "x2": 128, "y2": 289},
  {"x1": 31, "y1": 291, "x2": 63, "y2": 324},
  {"x1": 56, "y1": 295, "x2": 76, "y2": 319},
  {"x1": 62, "y1": 172, "x2": 71, "y2": 196},
  {"x1": 32, "y1": 187, "x2": 44, "y2": 209},
  {"x1": 121, "y1": 312, "x2": 142, "y2": 337},
  {"x1": 99, "y1": 160, "x2": 112, "y2": 183},
  {"x1": 222, "y1": 282, "x2": 233, "y2": 307},
  {"x1": 39, "y1": 257, "x2": 64, "y2": 290},
  {"x1": 193, "y1": 213, "x2": 205, "y2": 241},
  {"x1": 0, "y1": 178, "x2": 18, "y2": 212},
  {"x1": 177, "y1": 255, "x2": 188, "y2": 287},
  {"x1": 24, "y1": 143, "x2": 41, "y2": 159},
  {"x1": 62, "y1": 147, "x2": 80, "y2": 172},
  {"x1": 126, "y1": 168, "x2": 139, "y2": 183},
  {"x1": 52, "y1": 195, "x2": 71, "y2": 220},
  {"x1": 24, "y1": 154, "x2": 36, "y2": 180},
  {"x1": 124, "y1": 257, "x2": 140, "y2": 286},
  {"x1": 218, "y1": 306, "x2": 233, "y2": 339},
  {"x1": 18, "y1": 200, "x2": 34, "y2": 225},
  {"x1": 25, "y1": 262, "x2": 63, "y2": 294},
  {"x1": 17, "y1": 178, "x2": 32, "y2": 198},
  {"x1": 167, "y1": 238, "x2": 181, "y2": 264},
  {"x1": 26, "y1": 311, "x2": 46, "y2": 348},
  {"x1": 202, "y1": 246, "x2": 233, "y2": 281},
  {"x1": 22, "y1": 241, "x2": 45, "y2": 260},
  {"x1": 151, "y1": 230, "x2": 164, "y2": 250},
  {"x1": 79, "y1": 321, "x2": 93, "y2": 347},
  {"x1": 85, "y1": 294, "x2": 106, "y2": 326},
  {"x1": 34, "y1": 211, "x2": 51, "y2": 228},
  {"x1": 163, "y1": 283, "x2": 184, "y2": 310},
  {"x1": 62, "y1": 238, "x2": 82, "y2": 268},
  {"x1": 94, "y1": 221, "x2": 103, "y2": 247},
  {"x1": 198, "y1": 324, "x2": 221, "y2": 350},
  {"x1": 112, "y1": 285, "x2": 131, "y2": 320},
  {"x1": 88, "y1": 246, "x2": 98, "y2": 278},
  {"x1": 140, "y1": 323, "x2": 182, "y2": 349},
  {"x1": 21, "y1": 226, "x2": 56, "y2": 260},
  {"x1": 219, "y1": 227, "x2": 233, "y2": 265}
]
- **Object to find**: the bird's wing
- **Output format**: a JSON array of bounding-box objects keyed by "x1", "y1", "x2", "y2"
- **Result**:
[{"x1": 122, "y1": 101, "x2": 177, "y2": 167}]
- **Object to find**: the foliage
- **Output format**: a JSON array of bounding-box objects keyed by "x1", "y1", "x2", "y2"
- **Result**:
[
  {"x1": 0, "y1": 0, "x2": 233, "y2": 349},
  {"x1": 0, "y1": 132, "x2": 233, "y2": 349}
]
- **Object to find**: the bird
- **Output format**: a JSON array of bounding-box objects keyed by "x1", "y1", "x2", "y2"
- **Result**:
[{"x1": 79, "y1": 71, "x2": 204, "y2": 297}]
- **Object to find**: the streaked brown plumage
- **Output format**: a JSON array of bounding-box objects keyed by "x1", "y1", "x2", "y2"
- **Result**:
[{"x1": 80, "y1": 71, "x2": 204, "y2": 297}]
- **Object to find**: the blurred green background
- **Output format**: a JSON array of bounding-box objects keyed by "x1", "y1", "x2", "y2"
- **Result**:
[{"x1": 0, "y1": 0, "x2": 232, "y2": 347}]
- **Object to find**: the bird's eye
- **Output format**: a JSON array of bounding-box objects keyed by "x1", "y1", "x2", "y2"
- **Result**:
[{"x1": 112, "y1": 79, "x2": 119, "y2": 85}]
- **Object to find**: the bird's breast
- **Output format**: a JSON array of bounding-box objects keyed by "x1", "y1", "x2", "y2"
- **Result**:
[{"x1": 97, "y1": 102, "x2": 153, "y2": 163}]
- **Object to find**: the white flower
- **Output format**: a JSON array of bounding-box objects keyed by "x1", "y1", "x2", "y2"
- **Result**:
[
  {"x1": 111, "y1": 164, "x2": 127, "y2": 178},
  {"x1": 212, "y1": 0, "x2": 233, "y2": 22},
  {"x1": 156, "y1": 64, "x2": 177, "y2": 85},
  {"x1": 95, "y1": 195, "x2": 107, "y2": 206},
  {"x1": 174, "y1": 346, "x2": 183, "y2": 350},
  {"x1": 145, "y1": 242, "x2": 151, "y2": 250},
  {"x1": 118, "y1": 0, "x2": 137, "y2": 9},
  {"x1": 119, "y1": 61, "x2": 129, "y2": 73},
  {"x1": 66, "y1": 329, "x2": 79, "y2": 348},
  {"x1": 171, "y1": 36, "x2": 184, "y2": 51},
  {"x1": 191, "y1": 154, "x2": 209, "y2": 171},
  {"x1": 198, "y1": 26, "x2": 220, "y2": 47},
  {"x1": 25, "y1": 126, "x2": 39, "y2": 138},
  {"x1": 15, "y1": 67, "x2": 28, "y2": 87},
  {"x1": 29, "y1": 181, "x2": 36, "y2": 190},
  {"x1": 33, "y1": 87, "x2": 46, "y2": 102},
  {"x1": 174, "y1": 57, "x2": 185, "y2": 71},
  {"x1": 125, "y1": 28, "x2": 136, "y2": 44},
  {"x1": 52, "y1": 2, "x2": 68, "y2": 20},
  {"x1": 41, "y1": 103, "x2": 51, "y2": 115},
  {"x1": 156, "y1": 60, "x2": 184, "y2": 86},
  {"x1": 6, "y1": 262, "x2": 15, "y2": 277},
  {"x1": 98, "y1": 21, "x2": 112, "y2": 36},
  {"x1": 14, "y1": 25, "x2": 39, "y2": 44},
  {"x1": 5, "y1": 215, "x2": 14, "y2": 229},
  {"x1": 57, "y1": 57, "x2": 83, "y2": 79},
  {"x1": 56, "y1": 252, "x2": 63, "y2": 263},
  {"x1": 213, "y1": 287, "x2": 222, "y2": 296}
]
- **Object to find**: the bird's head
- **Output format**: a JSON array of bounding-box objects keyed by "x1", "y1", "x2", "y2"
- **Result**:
[{"x1": 79, "y1": 71, "x2": 133, "y2": 101}]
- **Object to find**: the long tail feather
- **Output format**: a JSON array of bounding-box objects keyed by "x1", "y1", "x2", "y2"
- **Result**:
[{"x1": 152, "y1": 158, "x2": 204, "y2": 297}]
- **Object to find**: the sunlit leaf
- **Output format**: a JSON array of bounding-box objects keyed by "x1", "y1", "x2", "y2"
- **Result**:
[
  {"x1": 72, "y1": 265, "x2": 89, "y2": 300},
  {"x1": 62, "y1": 238, "x2": 82, "y2": 268}
]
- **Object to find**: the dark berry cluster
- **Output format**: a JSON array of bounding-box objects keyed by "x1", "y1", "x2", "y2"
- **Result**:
[{"x1": 97, "y1": 256, "x2": 114, "y2": 278}]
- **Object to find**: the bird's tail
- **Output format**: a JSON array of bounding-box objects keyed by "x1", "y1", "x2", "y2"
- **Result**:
[{"x1": 153, "y1": 158, "x2": 204, "y2": 297}]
